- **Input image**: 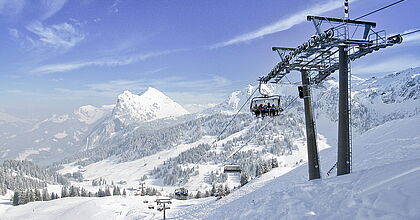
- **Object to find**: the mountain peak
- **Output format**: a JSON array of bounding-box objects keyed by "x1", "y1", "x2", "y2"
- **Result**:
[
  {"x1": 113, "y1": 88, "x2": 189, "y2": 124},
  {"x1": 74, "y1": 105, "x2": 114, "y2": 125}
]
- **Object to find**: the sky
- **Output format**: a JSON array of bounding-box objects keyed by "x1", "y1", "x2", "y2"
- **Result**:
[{"x1": 0, "y1": 0, "x2": 419, "y2": 118}]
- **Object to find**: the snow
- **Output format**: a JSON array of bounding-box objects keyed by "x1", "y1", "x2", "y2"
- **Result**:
[
  {"x1": 172, "y1": 117, "x2": 420, "y2": 220},
  {"x1": 14, "y1": 147, "x2": 50, "y2": 160},
  {"x1": 2, "y1": 118, "x2": 419, "y2": 220},
  {"x1": 112, "y1": 88, "x2": 189, "y2": 124},
  {"x1": 1, "y1": 68, "x2": 419, "y2": 219},
  {"x1": 54, "y1": 131, "x2": 68, "y2": 139},
  {"x1": 1, "y1": 196, "x2": 155, "y2": 220},
  {"x1": 50, "y1": 114, "x2": 70, "y2": 123},
  {"x1": 58, "y1": 136, "x2": 216, "y2": 193},
  {"x1": 75, "y1": 105, "x2": 114, "y2": 125}
]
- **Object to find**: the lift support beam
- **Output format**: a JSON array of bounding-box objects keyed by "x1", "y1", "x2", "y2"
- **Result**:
[
  {"x1": 337, "y1": 45, "x2": 351, "y2": 175},
  {"x1": 301, "y1": 69, "x2": 321, "y2": 180}
]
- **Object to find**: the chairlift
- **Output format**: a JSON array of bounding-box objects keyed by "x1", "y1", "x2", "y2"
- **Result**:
[
  {"x1": 223, "y1": 164, "x2": 241, "y2": 174},
  {"x1": 250, "y1": 82, "x2": 284, "y2": 118},
  {"x1": 174, "y1": 188, "x2": 188, "y2": 200}
]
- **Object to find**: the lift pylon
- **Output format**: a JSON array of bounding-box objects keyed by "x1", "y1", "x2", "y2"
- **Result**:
[{"x1": 260, "y1": 12, "x2": 403, "y2": 180}]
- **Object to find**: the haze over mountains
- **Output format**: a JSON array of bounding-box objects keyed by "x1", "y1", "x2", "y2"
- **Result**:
[
  {"x1": 0, "y1": 67, "x2": 419, "y2": 166},
  {"x1": 0, "y1": 66, "x2": 418, "y2": 219},
  {"x1": 0, "y1": 66, "x2": 418, "y2": 220}
]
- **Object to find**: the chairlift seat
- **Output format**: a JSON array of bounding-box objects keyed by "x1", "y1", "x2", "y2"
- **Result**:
[
  {"x1": 250, "y1": 95, "x2": 283, "y2": 117},
  {"x1": 223, "y1": 164, "x2": 241, "y2": 173}
]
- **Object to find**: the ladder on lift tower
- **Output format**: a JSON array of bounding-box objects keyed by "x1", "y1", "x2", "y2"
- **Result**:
[{"x1": 348, "y1": 62, "x2": 353, "y2": 172}]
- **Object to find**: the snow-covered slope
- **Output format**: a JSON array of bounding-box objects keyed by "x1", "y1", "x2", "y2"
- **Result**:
[
  {"x1": 113, "y1": 88, "x2": 189, "y2": 124},
  {"x1": 2, "y1": 117, "x2": 419, "y2": 220},
  {"x1": 1, "y1": 67, "x2": 418, "y2": 219},
  {"x1": 52, "y1": 67, "x2": 419, "y2": 193},
  {"x1": 75, "y1": 105, "x2": 114, "y2": 125},
  {"x1": 173, "y1": 116, "x2": 420, "y2": 220}
]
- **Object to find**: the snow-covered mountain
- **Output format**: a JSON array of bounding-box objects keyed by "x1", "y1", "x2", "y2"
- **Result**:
[
  {"x1": 81, "y1": 88, "x2": 191, "y2": 151},
  {"x1": 0, "y1": 67, "x2": 419, "y2": 219},
  {"x1": 113, "y1": 88, "x2": 189, "y2": 125},
  {"x1": 42, "y1": 67, "x2": 416, "y2": 200},
  {"x1": 313, "y1": 66, "x2": 420, "y2": 134},
  {"x1": 0, "y1": 87, "x2": 191, "y2": 164},
  {"x1": 0, "y1": 105, "x2": 114, "y2": 165}
]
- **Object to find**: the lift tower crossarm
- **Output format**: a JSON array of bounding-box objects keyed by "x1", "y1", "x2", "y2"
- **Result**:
[
  {"x1": 260, "y1": 16, "x2": 403, "y2": 86},
  {"x1": 307, "y1": 15, "x2": 377, "y2": 28}
]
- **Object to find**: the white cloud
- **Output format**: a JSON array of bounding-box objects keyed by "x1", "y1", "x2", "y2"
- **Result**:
[
  {"x1": 31, "y1": 50, "x2": 182, "y2": 75},
  {"x1": 84, "y1": 74, "x2": 232, "y2": 94},
  {"x1": 26, "y1": 21, "x2": 85, "y2": 49},
  {"x1": 110, "y1": 0, "x2": 122, "y2": 13},
  {"x1": 1, "y1": 0, "x2": 66, "y2": 19},
  {"x1": 211, "y1": 0, "x2": 360, "y2": 48},
  {"x1": 53, "y1": 74, "x2": 232, "y2": 104},
  {"x1": 353, "y1": 55, "x2": 420, "y2": 75},
  {"x1": 8, "y1": 28, "x2": 19, "y2": 39},
  {"x1": 40, "y1": 0, "x2": 68, "y2": 20},
  {"x1": 0, "y1": 0, "x2": 25, "y2": 15}
]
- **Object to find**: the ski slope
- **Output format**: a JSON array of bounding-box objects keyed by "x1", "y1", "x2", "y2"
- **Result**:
[
  {"x1": 1, "y1": 117, "x2": 419, "y2": 219},
  {"x1": 173, "y1": 116, "x2": 420, "y2": 220}
]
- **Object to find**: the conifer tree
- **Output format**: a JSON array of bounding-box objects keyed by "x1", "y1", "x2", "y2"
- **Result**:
[
  {"x1": 42, "y1": 188, "x2": 50, "y2": 201},
  {"x1": 35, "y1": 189, "x2": 42, "y2": 201},
  {"x1": 12, "y1": 191, "x2": 20, "y2": 206},
  {"x1": 61, "y1": 186, "x2": 68, "y2": 198}
]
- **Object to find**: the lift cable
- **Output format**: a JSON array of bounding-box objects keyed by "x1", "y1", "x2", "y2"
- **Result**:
[
  {"x1": 400, "y1": 29, "x2": 420, "y2": 36},
  {"x1": 183, "y1": 85, "x2": 259, "y2": 169},
  {"x1": 196, "y1": 0, "x2": 411, "y2": 175},
  {"x1": 213, "y1": 86, "x2": 259, "y2": 143},
  {"x1": 331, "y1": 0, "x2": 406, "y2": 31},
  {"x1": 354, "y1": 0, "x2": 406, "y2": 21},
  {"x1": 224, "y1": 95, "x2": 300, "y2": 162}
]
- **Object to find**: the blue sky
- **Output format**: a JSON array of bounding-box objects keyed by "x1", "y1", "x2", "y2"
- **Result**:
[{"x1": 0, "y1": 0, "x2": 419, "y2": 117}]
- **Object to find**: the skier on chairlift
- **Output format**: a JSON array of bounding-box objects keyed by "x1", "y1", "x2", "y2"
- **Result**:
[
  {"x1": 270, "y1": 104, "x2": 276, "y2": 117},
  {"x1": 258, "y1": 104, "x2": 264, "y2": 117},
  {"x1": 252, "y1": 104, "x2": 260, "y2": 117}
]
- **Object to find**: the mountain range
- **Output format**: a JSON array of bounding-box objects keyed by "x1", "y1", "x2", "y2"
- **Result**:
[{"x1": 0, "y1": 67, "x2": 418, "y2": 179}]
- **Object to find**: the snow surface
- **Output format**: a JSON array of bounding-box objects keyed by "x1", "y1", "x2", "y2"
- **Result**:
[
  {"x1": 74, "y1": 105, "x2": 115, "y2": 125},
  {"x1": 54, "y1": 131, "x2": 68, "y2": 139},
  {"x1": 1, "y1": 68, "x2": 419, "y2": 219},
  {"x1": 173, "y1": 117, "x2": 420, "y2": 220},
  {"x1": 4, "y1": 116, "x2": 418, "y2": 219},
  {"x1": 112, "y1": 88, "x2": 189, "y2": 124}
]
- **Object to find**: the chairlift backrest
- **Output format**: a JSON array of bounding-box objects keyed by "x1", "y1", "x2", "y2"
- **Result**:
[
  {"x1": 250, "y1": 95, "x2": 281, "y2": 110},
  {"x1": 250, "y1": 95, "x2": 283, "y2": 117},
  {"x1": 223, "y1": 165, "x2": 241, "y2": 173}
]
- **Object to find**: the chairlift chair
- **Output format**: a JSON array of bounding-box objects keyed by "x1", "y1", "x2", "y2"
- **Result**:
[
  {"x1": 250, "y1": 95, "x2": 283, "y2": 118},
  {"x1": 223, "y1": 164, "x2": 241, "y2": 174},
  {"x1": 250, "y1": 81, "x2": 284, "y2": 118},
  {"x1": 174, "y1": 188, "x2": 188, "y2": 200}
]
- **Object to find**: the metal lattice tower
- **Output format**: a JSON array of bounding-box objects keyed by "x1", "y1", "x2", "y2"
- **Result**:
[{"x1": 261, "y1": 15, "x2": 403, "y2": 180}]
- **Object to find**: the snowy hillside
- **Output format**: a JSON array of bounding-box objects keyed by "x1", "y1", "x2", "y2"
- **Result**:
[
  {"x1": 48, "y1": 67, "x2": 419, "y2": 194},
  {"x1": 1, "y1": 116, "x2": 418, "y2": 220},
  {"x1": 175, "y1": 116, "x2": 420, "y2": 220},
  {"x1": 0, "y1": 67, "x2": 418, "y2": 219}
]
